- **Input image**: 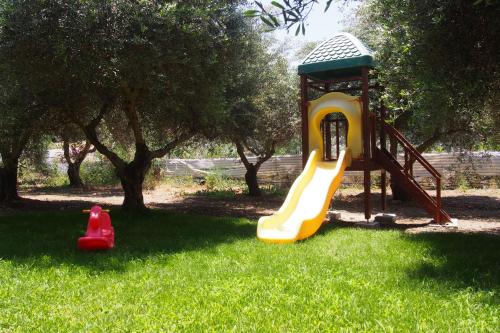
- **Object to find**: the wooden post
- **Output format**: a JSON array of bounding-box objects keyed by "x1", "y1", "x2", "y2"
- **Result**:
[
  {"x1": 361, "y1": 67, "x2": 371, "y2": 221},
  {"x1": 380, "y1": 101, "x2": 386, "y2": 151},
  {"x1": 300, "y1": 75, "x2": 309, "y2": 168},
  {"x1": 381, "y1": 170, "x2": 387, "y2": 211},
  {"x1": 436, "y1": 178, "x2": 441, "y2": 224},
  {"x1": 335, "y1": 118, "x2": 340, "y2": 159},
  {"x1": 325, "y1": 118, "x2": 332, "y2": 160},
  {"x1": 380, "y1": 100, "x2": 387, "y2": 210},
  {"x1": 371, "y1": 113, "x2": 376, "y2": 156},
  {"x1": 345, "y1": 119, "x2": 349, "y2": 148}
]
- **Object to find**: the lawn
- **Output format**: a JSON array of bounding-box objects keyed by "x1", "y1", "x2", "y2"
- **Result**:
[{"x1": 0, "y1": 210, "x2": 498, "y2": 332}]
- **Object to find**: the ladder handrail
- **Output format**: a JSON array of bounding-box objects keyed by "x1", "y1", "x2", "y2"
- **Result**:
[
  {"x1": 379, "y1": 119, "x2": 441, "y2": 179},
  {"x1": 376, "y1": 118, "x2": 444, "y2": 223}
]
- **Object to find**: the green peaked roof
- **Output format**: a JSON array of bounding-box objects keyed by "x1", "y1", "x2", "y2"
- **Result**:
[{"x1": 298, "y1": 32, "x2": 374, "y2": 80}]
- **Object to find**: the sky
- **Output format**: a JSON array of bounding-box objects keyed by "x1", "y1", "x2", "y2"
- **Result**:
[
  {"x1": 267, "y1": 1, "x2": 360, "y2": 42},
  {"x1": 259, "y1": 0, "x2": 361, "y2": 64}
]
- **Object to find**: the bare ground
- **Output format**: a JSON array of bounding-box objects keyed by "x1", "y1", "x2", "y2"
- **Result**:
[{"x1": 2, "y1": 184, "x2": 499, "y2": 235}]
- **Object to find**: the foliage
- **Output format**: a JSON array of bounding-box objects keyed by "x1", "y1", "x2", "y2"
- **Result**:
[
  {"x1": 0, "y1": 210, "x2": 498, "y2": 331},
  {"x1": 80, "y1": 155, "x2": 120, "y2": 187},
  {"x1": 18, "y1": 156, "x2": 68, "y2": 188},
  {"x1": 169, "y1": 140, "x2": 239, "y2": 159},
  {"x1": 0, "y1": 0, "x2": 255, "y2": 209},
  {"x1": 221, "y1": 25, "x2": 299, "y2": 195},
  {"x1": 348, "y1": 0, "x2": 500, "y2": 151},
  {"x1": 143, "y1": 159, "x2": 168, "y2": 191},
  {"x1": 0, "y1": 67, "x2": 49, "y2": 200},
  {"x1": 204, "y1": 170, "x2": 244, "y2": 193}
]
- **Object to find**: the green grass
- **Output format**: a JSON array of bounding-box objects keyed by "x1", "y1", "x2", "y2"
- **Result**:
[{"x1": 0, "y1": 211, "x2": 498, "y2": 332}]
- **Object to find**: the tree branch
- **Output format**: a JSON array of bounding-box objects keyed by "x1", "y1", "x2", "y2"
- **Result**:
[
  {"x1": 62, "y1": 134, "x2": 73, "y2": 165},
  {"x1": 122, "y1": 84, "x2": 145, "y2": 145},
  {"x1": 150, "y1": 133, "x2": 192, "y2": 159},
  {"x1": 80, "y1": 102, "x2": 126, "y2": 170},
  {"x1": 74, "y1": 141, "x2": 93, "y2": 165},
  {"x1": 235, "y1": 141, "x2": 251, "y2": 170},
  {"x1": 255, "y1": 142, "x2": 275, "y2": 171}
]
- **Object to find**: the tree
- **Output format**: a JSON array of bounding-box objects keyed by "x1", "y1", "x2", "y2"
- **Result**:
[
  {"x1": 2, "y1": 0, "x2": 250, "y2": 210},
  {"x1": 222, "y1": 29, "x2": 299, "y2": 196},
  {"x1": 0, "y1": 81, "x2": 45, "y2": 202},
  {"x1": 61, "y1": 126, "x2": 95, "y2": 188},
  {"x1": 347, "y1": 0, "x2": 500, "y2": 198}
]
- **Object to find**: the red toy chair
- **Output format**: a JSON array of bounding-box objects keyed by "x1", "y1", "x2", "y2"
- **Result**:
[{"x1": 78, "y1": 205, "x2": 115, "y2": 251}]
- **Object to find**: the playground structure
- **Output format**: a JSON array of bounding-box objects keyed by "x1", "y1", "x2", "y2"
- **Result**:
[
  {"x1": 258, "y1": 33, "x2": 451, "y2": 243},
  {"x1": 78, "y1": 205, "x2": 115, "y2": 251}
]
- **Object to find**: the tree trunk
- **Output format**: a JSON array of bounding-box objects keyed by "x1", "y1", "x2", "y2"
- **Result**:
[
  {"x1": 245, "y1": 164, "x2": 261, "y2": 197},
  {"x1": 67, "y1": 162, "x2": 84, "y2": 188},
  {"x1": 389, "y1": 136, "x2": 412, "y2": 202},
  {"x1": 118, "y1": 154, "x2": 151, "y2": 211},
  {"x1": 0, "y1": 158, "x2": 20, "y2": 202}
]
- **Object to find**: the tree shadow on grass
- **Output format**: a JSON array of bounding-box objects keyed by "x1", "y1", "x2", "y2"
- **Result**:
[
  {"x1": 0, "y1": 208, "x2": 256, "y2": 274},
  {"x1": 403, "y1": 232, "x2": 500, "y2": 292}
]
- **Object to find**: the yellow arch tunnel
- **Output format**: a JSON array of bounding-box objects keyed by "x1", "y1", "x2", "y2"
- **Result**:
[
  {"x1": 308, "y1": 92, "x2": 363, "y2": 160},
  {"x1": 257, "y1": 92, "x2": 362, "y2": 243}
]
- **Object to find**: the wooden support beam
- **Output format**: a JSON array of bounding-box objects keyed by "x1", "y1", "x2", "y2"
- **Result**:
[
  {"x1": 308, "y1": 76, "x2": 363, "y2": 85},
  {"x1": 325, "y1": 118, "x2": 332, "y2": 160},
  {"x1": 361, "y1": 67, "x2": 371, "y2": 221},
  {"x1": 300, "y1": 74, "x2": 309, "y2": 168},
  {"x1": 380, "y1": 100, "x2": 387, "y2": 211},
  {"x1": 335, "y1": 118, "x2": 340, "y2": 159},
  {"x1": 380, "y1": 101, "x2": 386, "y2": 150},
  {"x1": 381, "y1": 170, "x2": 387, "y2": 211}
]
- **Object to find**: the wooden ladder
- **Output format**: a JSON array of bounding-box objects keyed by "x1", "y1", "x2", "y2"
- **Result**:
[{"x1": 373, "y1": 118, "x2": 452, "y2": 223}]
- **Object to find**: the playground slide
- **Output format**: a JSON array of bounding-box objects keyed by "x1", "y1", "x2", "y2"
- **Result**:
[{"x1": 257, "y1": 148, "x2": 351, "y2": 243}]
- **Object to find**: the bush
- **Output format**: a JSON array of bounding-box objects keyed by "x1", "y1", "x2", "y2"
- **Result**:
[
  {"x1": 205, "y1": 171, "x2": 237, "y2": 192},
  {"x1": 144, "y1": 159, "x2": 167, "y2": 190},
  {"x1": 18, "y1": 155, "x2": 68, "y2": 188},
  {"x1": 80, "y1": 156, "x2": 119, "y2": 186}
]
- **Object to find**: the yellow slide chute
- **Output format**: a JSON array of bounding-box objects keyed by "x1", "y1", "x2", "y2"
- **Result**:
[{"x1": 257, "y1": 93, "x2": 362, "y2": 243}]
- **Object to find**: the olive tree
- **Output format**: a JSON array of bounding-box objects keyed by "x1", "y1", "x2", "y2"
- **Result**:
[
  {"x1": 348, "y1": 0, "x2": 500, "y2": 198},
  {"x1": 222, "y1": 29, "x2": 299, "y2": 196},
  {"x1": 2, "y1": 0, "x2": 249, "y2": 210},
  {"x1": 60, "y1": 126, "x2": 95, "y2": 188}
]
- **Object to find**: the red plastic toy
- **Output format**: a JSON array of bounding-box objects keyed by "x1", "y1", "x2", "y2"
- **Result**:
[{"x1": 78, "y1": 205, "x2": 115, "y2": 251}]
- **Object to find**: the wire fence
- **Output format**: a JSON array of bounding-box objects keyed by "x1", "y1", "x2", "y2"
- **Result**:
[{"x1": 164, "y1": 152, "x2": 500, "y2": 189}]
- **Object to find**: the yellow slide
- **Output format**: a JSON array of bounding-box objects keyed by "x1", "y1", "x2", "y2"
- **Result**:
[{"x1": 257, "y1": 92, "x2": 362, "y2": 243}]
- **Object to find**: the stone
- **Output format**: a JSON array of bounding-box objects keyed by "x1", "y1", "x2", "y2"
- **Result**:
[
  {"x1": 328, "y1": 211, "x2": 342, "y2": 221},
  {"x1": 429, "y1": 218, "x2": 459, "y2": 229},
  {"x1": 374, "y1": 213, "x2": 397, "y2": 224}
]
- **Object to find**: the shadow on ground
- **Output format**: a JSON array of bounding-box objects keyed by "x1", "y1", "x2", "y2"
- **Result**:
[
  {"x1": 334, "y1": 190, "x2": 500, "y2": 220},
  {"x1": 0, "y1": 207, "x2": 255, "y2": 273},
  {"x1": 404, "y1": 232, "x2": 500, "y2": 292},
  {"x1": 151, "y1": 192, "x2": 283, "y2": 220}
]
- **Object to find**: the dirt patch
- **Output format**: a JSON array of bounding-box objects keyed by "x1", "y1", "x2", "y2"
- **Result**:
[{"x1": 3, "y1": 185, "x2": 499, "y2": 236}]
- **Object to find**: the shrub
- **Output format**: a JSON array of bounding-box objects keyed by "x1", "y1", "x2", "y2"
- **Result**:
[
  {"x1": 80, "y1": 156, "x2": 119, "y2": 186},
  {"x1": 144, "y1": 159, "x2": 167, "y2": 190}
]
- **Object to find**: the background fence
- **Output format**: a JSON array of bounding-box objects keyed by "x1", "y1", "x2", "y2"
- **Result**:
[
  {"x1": 164, "y1": 152, "x2": 500, "y2": 189},
  {"x1": 44, "y1": 150, "x2": 500, "y2": 189}
]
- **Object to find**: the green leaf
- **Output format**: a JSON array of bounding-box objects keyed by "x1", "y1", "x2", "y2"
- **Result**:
[
  {"x1": 260, "y1": 16, "x2": 275, "y2": 28},
  {"x1": 243, "y1": 10, "x2": 260, "y2": 17},
  {"x1": 268, "y1": 14, "x2": 280, "y2": 27},
  {"x1": 295, "y1": 24, "x2": 301, "y2": 36},
  {"x1": 325, "y1": 0, "x2": 333, "y2": 12},
  {"x1": 301, "y1": 22, "x2": 305, "y2": 35},
  {"x1": 271, "y1": 1, "x2": 285, "y2": 10}
]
